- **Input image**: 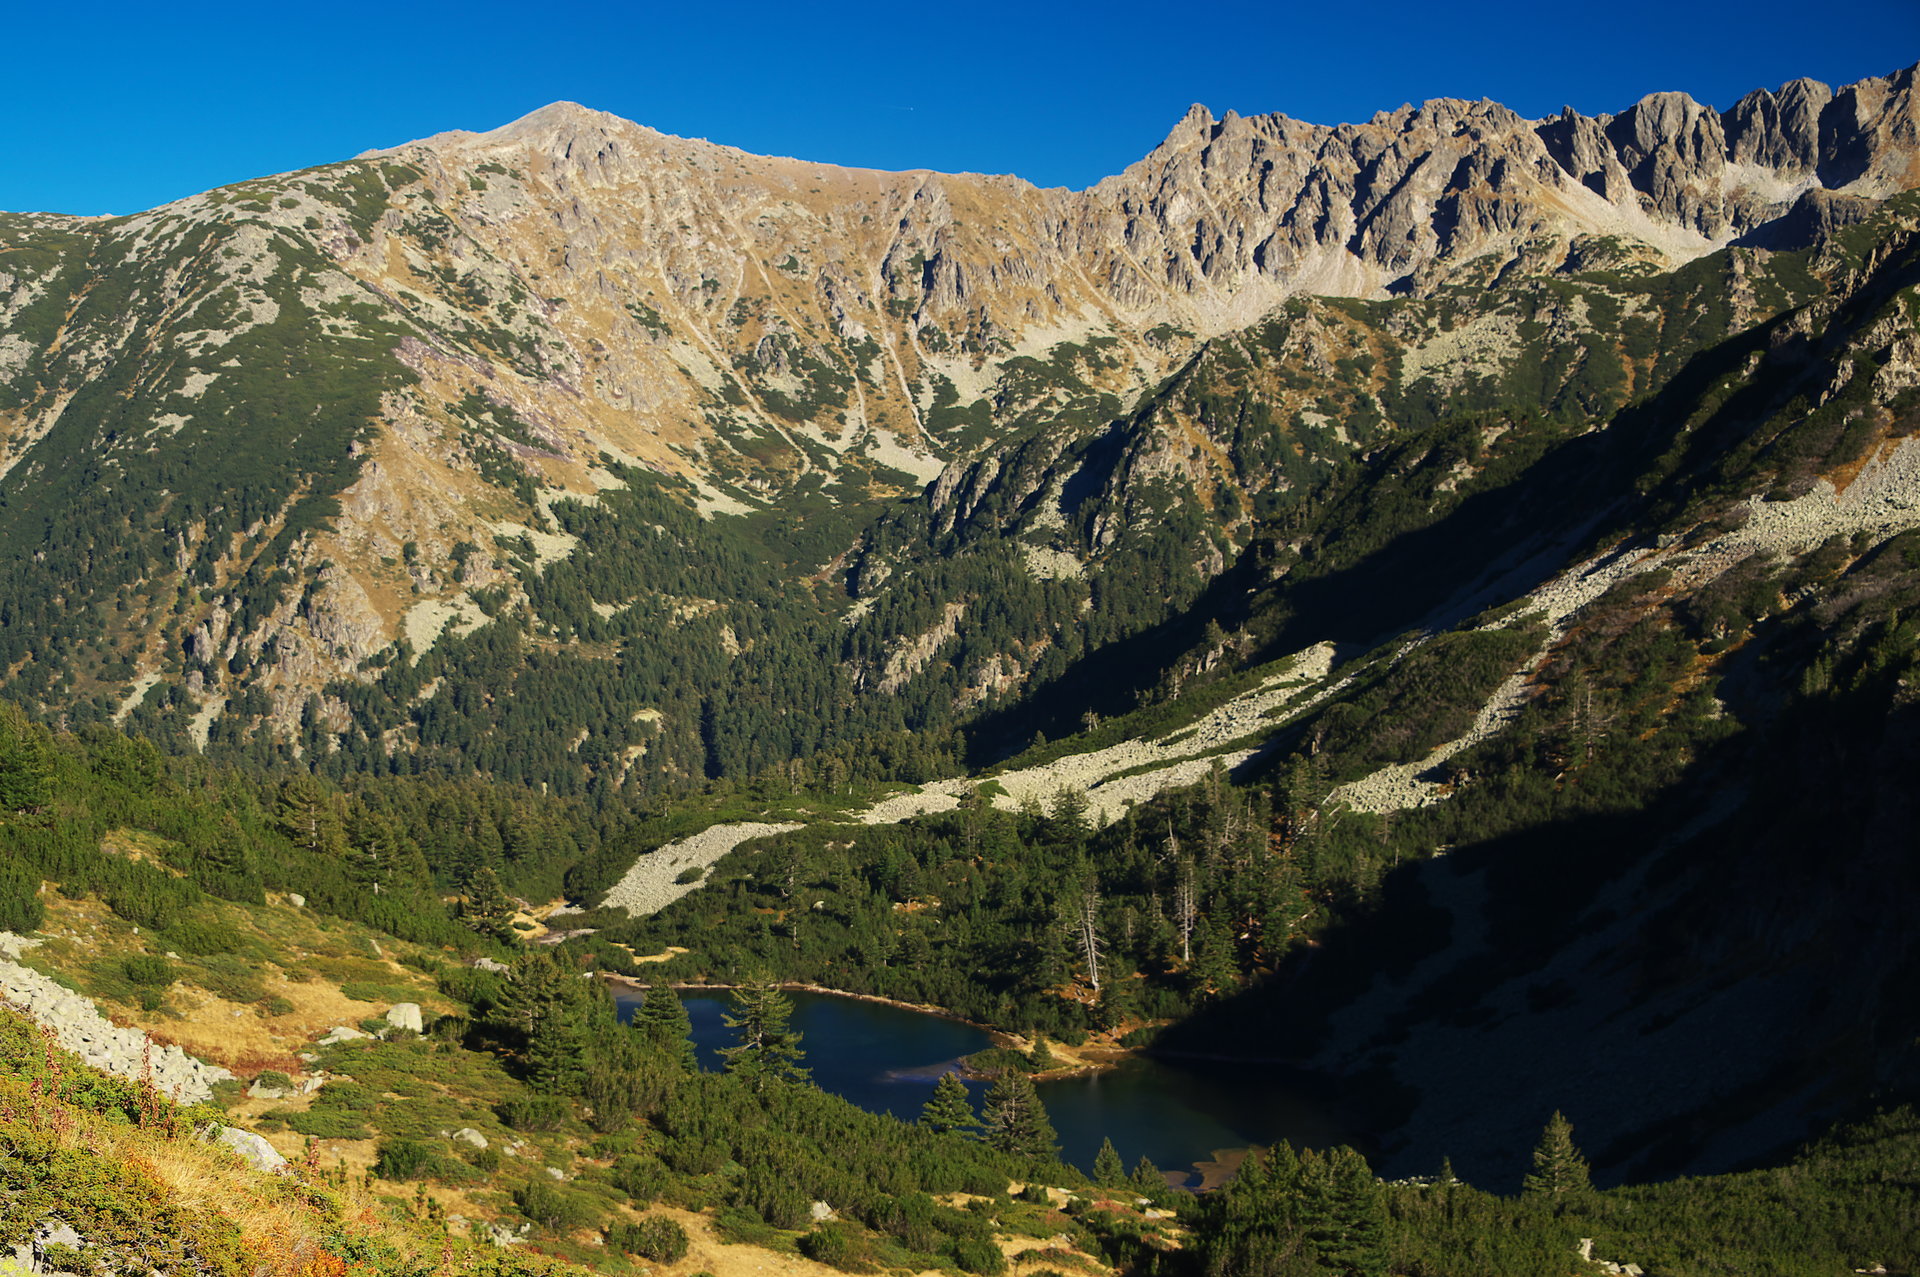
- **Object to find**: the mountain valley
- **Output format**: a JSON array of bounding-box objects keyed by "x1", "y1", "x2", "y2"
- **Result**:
[{"x1": 3, "y1": 60, "x2": 1920, "y2": 1277}]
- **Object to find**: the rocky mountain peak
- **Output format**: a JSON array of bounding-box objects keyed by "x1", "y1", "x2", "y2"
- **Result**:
[
  {"x1": 4, "y1": 61, "x2": 1920, "y2": 748},
  {"x1": 1725, "y1": 77, "x2": 1833, "y2": 172},
  {"x1": 1166, "y1": 102, "x2": 1218, "y2": 147}
]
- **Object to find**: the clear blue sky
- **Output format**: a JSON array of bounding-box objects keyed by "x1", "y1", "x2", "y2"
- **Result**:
[{"x1": 5, "y1": 0, "x2": 1916, "y2": 216}]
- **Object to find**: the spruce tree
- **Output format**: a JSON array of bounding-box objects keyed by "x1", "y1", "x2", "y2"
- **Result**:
[
  {"x1": 980, "y1": 1070, "x2": 1058, "y2": 1159},
  {"x1": 920, "y1": 1072, "x2": 978, "y2": 1136},
  {"x1": 1093, "y1": 1137, "x2": 1127, "y2": 1187},
  {"x1": 461, "y1": 866, "x2": 518, "y2": 943},
  {"x1": 1301, "y1": 1146, "x2": 1386, "y2": 1277},
  {"x1": 1128, "y1": 1155, "x2": 1167, "y2": 1198},
  {"x1": 632, "y1": 983, "x2": 697, "y2": 1068},
  {"x1": 720, "y1": 975, "x2": 808, "y2": 1092},
  {"x1": 1522, "y1": 1110, "x2": 1591, "y2": 1198},
  {"x1": 0, "y1": 705, "x2": 52, "y2": 816}
]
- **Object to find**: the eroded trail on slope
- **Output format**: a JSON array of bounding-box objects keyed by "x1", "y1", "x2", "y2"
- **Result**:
[
  {"x1": 604, "y1": 645, "x2": 1345, "y2": 914},
  {"x1": 606, "y1": 437, "x2": 1920, "y2": 911},
  {"x1": 1331, "y1": 436, "x2": 1920, "y2": 813}
]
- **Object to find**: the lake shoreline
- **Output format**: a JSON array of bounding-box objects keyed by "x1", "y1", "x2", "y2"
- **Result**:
[
  {"x1": 607, "y1": 977, "x2": 1312, "y2": 1191},
  {"x1": 603, "y1": 974, "x2": 1139, "y2": 1077}
]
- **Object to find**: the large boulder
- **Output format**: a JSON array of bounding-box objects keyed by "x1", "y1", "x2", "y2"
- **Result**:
[
  {"x1": 213, "y1": 1126, "x2": 289, "y2": 1174},
  {"x1": 384, "y1": 1003, "x2": 424, "y2": 1033}
]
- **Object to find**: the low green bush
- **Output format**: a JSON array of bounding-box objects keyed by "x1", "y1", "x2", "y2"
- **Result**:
[
  {"x1": 373, "y1": 1137, "x2": 434, "y2": 1180},
  {"x1": 341, "y1": 982, "x2": 417, "y2": 1003},
  {"x1": 962, "y1": 1047, "x2": 1030, "y2": 1076},
  {"x1": 610, "y1": 1215, "x2": 689, "y2": 1263},
  {"x1": 282, "y1": 1109, "x2": 371, "y2": 1140},
  {"x1": 165, "y1": 918, "x2": 238, "y2": 955},
  {"x1": 948, "y1": 1237, "x2": 1007, "y2": 1275},
  {"x1": 662, "y1": 1136, "x2": 728, "y2": 1175},
  {"x1": 190, "y1": 954, "x2": 265, "y2": 1003},
  {"x1": 610, "y1": 1153, "x2": 669, "y2": 1202},
  {"x1": 513, "y1": 1180, "x2": 602, "y2": 1234},
  {"x1": 800, "y1": 1222, "x2": 873, "y2": 1271},
  {"x1": 498, "y1": 1095, "x2": 569, "y2": 1132},
  {"x1": 123, "y1": 955, "x2": 174, "y2": 987}
]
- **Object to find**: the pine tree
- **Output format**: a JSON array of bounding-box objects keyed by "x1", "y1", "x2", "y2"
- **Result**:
[
  {"x1": 980, "y1": 1070, "x2": 1058, "y2": 1160},
  {"x1": 920, "y1": 1072, "x2": 978, "y2": 1136},
  {"x1": 461, "y1": 866, "x2": 518, "y2": 943},
  {"x1": 1188, "y1": 914, "x2": 1238, "y2": 1000},
  {"x1": 274, "y1": 774, "x2": 347, "y2": 857},
  {"x1": 1201, "y1": 1142, "x2": 1309, "y2": 1277},
  {"x1": 1521, "y1": 1110, "x2": 1591, "y2": 1198},
  {"x1": 631, "y1": 984, "x2": 697, "y2": 1068},
  {"x1": 347, "y1": 808, "x2": 427, "y2": 894},
  {"x1": 1047, "y1": 787, "x2": 1090, "y2": 844},
  {"x1": 1300, "y1": 1146, "x2": 1386, "y2": 1277},
  {"x1": 1128, "y1": 1155, "x2": 1167, "y2": 1198},
  {"x1": 720, "y1": 975, "x2": 808, "y2": 1093},
  {"x1": 490, "y1": 950, "x2": 612, "y2": 1094},
  {"x1": 1093, "y1": 1137, "x2": 1127, "y2": 1187},
  {"x1": 0, "y1": 704, "x2": 53, "y2": 816}
]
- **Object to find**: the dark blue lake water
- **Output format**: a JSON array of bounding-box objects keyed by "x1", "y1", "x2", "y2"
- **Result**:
[{"x1": 615, "y1": 988, "x2": 1350, "y2": 1188}]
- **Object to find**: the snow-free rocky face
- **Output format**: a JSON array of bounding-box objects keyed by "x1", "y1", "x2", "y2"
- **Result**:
[{"x1": 0, "y1": 63, "x2": 1915, "y2": 776}]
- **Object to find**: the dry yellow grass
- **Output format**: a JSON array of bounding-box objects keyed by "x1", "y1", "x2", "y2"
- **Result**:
[
  {"x1": 6, "y1": 1073, "x2": 405, "y2": 1277},
  {"x1": 644, "y1": 1204, "x2": 955, "y2": 1277},
  {"x1": 1, "y1": 1052, "x2": 584, "y2": 1277},
  {"x1": 21, "y1": 888, "x2": 453, "y2": 1078}
]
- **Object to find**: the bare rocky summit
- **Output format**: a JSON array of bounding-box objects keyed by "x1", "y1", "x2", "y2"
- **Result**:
[{"x1": 0, "y1": 63, "x2": 1914, "y2": 757}]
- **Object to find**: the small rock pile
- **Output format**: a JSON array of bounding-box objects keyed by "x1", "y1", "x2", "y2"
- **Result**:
[{"x1": 0, "y1": 942, "x2": 235, "y2": 1104}]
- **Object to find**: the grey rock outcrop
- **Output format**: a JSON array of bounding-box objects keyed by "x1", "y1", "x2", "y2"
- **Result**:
[
  {"x1": 483, "y1": 1223, "x2": 524, "y2": 1248},
  {"x1": 1724, "y1": 77, "x2": 1832, "y2": 173}
]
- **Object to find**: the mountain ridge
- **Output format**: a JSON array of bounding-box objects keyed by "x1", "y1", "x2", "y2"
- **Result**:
[{"x1": 0, "y1": 61, "x2": 1916, "y2": 778}]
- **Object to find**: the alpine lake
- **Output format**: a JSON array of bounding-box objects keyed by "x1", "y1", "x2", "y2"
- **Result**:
[{"x1": 616, "y1": 988, "x2": 1353, "y2": 1189}]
